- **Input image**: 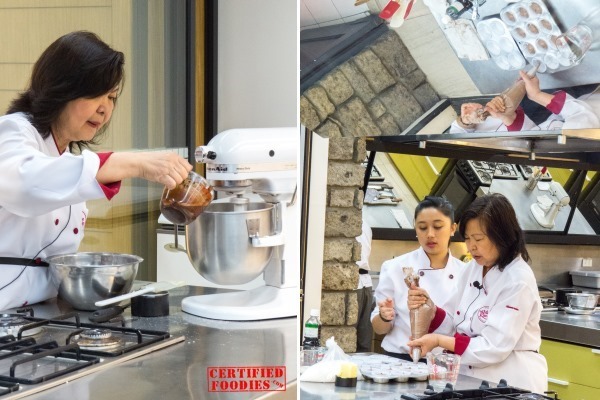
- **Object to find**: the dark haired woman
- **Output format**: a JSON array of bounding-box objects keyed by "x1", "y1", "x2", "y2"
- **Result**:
[
  {"x1": 0, "y1": 31, "x2": 192, "y2": 310},
  {"x1": 408, "y1": 193, "x2": 547, "y2": 393},
  {"x1": 371, "y1": 196, "x2": 466, "y2": 361}
]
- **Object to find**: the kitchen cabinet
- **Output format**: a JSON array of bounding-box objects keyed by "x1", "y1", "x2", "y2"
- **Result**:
[{"x1": 540, "y1": 339, "x2": 600, "y2": 400}]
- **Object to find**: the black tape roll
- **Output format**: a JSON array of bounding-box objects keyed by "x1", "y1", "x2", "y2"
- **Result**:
[{"x1": 131, "y1": 291, "x2": 170, "y2": 317}]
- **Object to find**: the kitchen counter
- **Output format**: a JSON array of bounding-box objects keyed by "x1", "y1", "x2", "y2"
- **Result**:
[
  {"x1": 489, "y1": 179, "x2": 595, "y2": 234},
  {"x1": 443, "y1": 0, "x2": 600, "y2": 93},
  {"x1": 540, "y1": 308, "x2": 600, "y2": 348},
  {"x1": 301, "y1": 370, "x2": 502, "y2": 399},
  {"x1": 8, "y1": 285, "x2": 297, "y2": 399}
]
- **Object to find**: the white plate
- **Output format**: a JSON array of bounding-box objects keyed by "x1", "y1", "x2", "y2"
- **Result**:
[{"x1": 564, "y1": 306, "x2": 598, "y2": 315}]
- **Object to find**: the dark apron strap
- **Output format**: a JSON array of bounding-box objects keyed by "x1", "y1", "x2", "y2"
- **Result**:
[{"x1": 0, "y1": 257, "x2": 49, "y2": 267}]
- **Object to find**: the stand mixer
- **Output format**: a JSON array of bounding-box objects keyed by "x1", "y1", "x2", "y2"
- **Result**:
[
  {"x1": 530, "y1": 181, "x2": 570, "y2": 229},
  {"x1": 180, "y1": 127, "x2": 298, "y2": 321}
]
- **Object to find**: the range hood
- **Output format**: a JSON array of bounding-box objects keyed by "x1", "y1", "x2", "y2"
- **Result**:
[{"x1": 367, "y1": 129, "x2": 600, "y2": 171}]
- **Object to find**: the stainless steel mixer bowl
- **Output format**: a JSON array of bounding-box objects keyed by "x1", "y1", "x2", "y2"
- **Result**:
[
  {"x1": 185, "y1": 202, "x2": 275, "y2": 285},
  {"x1": 47, "y1": 252, "x2": 141, "y2": 311}
]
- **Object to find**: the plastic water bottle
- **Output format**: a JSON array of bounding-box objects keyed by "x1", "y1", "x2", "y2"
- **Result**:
[
  {"x1": 302, "y1": 309, "x2": 321, "y2": 349},
  {"x1": 446, "y1": 0, "x2": 473, "y2": 20}
]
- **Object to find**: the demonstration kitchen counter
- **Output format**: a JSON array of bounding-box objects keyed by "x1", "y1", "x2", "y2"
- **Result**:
[
  {"x1": 540, "y1": 309, "x2": 600, "y2": 348},
  {"x1": 12, "y1": 285, "x2": 297, "y2": 400},
  {"x1": 301, "y1": 374, "x2": 488, "y2": 400}
]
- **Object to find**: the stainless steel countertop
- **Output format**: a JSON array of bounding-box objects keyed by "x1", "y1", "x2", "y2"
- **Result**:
[
  {"x1": 13, "y1": 285, "x2": 297, "y2": 400},
  {"x1": 454, "y1": 0, "x2": 600, "y2": 93},
  {"x1": 489, "y1": 178, "x2": 595, "y2": 234},
  {"x1": 301, "y1": 372, "x2": 497, "y2": 399},
  {"x1": 540, "y1": 308, "x2": 600, "y2": 348}
]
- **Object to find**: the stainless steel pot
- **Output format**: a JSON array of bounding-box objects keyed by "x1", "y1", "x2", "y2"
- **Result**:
[{"x1": 185, "y1": 202, "x2": 276, "y2": 285}]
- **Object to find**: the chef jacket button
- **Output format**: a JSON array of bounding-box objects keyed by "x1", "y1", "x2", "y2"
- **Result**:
[
  {"x1": 468, "y1": 366, "x2": 472, "y2": 369},
  {"x1": 55, "y1": 219, "x2": 59, "y2": 225},
  {"x1": 35, "y1": 258, "x2": 42, "y2": 265},
  {"x1": 419, "y1": 271, "x2": 424, "y2": 276},
  {"x1": 449, "y1": 274, "x2": 454, "y2": 279},
  {"x1": 73, "y1": 228, "x2": 79, "y2": 234},
  {"x1": 456, "y1": 311, "x2": 460, "y2": 315}
]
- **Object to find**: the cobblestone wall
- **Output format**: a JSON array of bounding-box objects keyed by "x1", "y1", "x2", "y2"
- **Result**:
[{"x1": 300, "y1": 30, "x2": 440, "y2": 352}]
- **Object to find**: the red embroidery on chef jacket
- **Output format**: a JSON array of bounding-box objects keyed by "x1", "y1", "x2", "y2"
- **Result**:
[
  {"x1": 506, "y1": 305, "x2": 519, "y2": 311},
  {"x1": 477, "y1": 306, "x2": 489, "y2": 323}
]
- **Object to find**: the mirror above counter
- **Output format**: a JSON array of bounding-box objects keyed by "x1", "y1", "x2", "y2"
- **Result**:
[
  {"x1": 363, "y1": 133, "x2": 600, "y2": 244},
  {"x1": 300, "y1": 0, "x2": 600, "y2": 245}
]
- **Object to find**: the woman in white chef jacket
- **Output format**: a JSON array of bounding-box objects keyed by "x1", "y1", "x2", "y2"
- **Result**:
[
  {"x1": 0, "y1": 31, "x2": 192, "y2": 311},
  {"x1": 451, "y1": 70, "x2": 600, "y2": 134},
  {"x1": 371, "y1": 196, "x2": 466, "y2": 362},
  {"x1": 408, "y1": 193, "x2": 548, "y2": 394}
]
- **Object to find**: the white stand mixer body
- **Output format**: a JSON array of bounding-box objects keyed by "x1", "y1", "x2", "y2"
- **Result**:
[{"x1": 182, "y1": 127, "x2": 299, "y2": 321}]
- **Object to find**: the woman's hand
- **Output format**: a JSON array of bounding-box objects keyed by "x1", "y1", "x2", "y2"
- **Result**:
[
  {"x1": 377, "y1": 297, "x2": 396, "y2": 322},
  {"x1": 408, "y1": 284, "x2": 432, "y2": 310},
  {"x1": 519, "y1": 70, "x2": 553, "y2": 107},
  {"x1": 519, "y1": 70, "x2": 541, "y2": 101},
  {"x1": 484, "y1": 96, "x2": 517, "y2": 126},
  {"x1": 408, "y1": 333, "x2": 439, "y2": 355},
  {"x1": 136, "y1": 152, "x2": 193, "y2": 189}
]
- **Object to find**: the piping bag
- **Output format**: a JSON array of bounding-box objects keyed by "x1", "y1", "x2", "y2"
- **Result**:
[
  {"x1": 461, "y1": 64, "x2": 540, "y2": 125},
  {"x1": 403, "y1": 267, "x2": 434, "y2": 362}
]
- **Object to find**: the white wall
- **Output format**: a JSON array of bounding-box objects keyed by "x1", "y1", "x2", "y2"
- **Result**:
[{"x1": 217, "y1": 0, "x2": 298, "y2": 131}]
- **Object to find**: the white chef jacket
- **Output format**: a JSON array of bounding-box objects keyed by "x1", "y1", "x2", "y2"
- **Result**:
[
  {"x1": 450, "y1": 89, "x2": 600, "y2": 134},
  {"x1": 356, "y1": 219, "x2": 373, "y2": 289},
  {"x1": 0, "y1": 113, "x2": 112, "y2": 311},
  {"x1": 371, "y1": 247, "x2": 467, "y2": 354},
  {"x1": 434, "y1": 256, "x2": 547, "y2": 394},
  {"x1": 538, "y1": 90, "x2": 600, "y2": 131}
]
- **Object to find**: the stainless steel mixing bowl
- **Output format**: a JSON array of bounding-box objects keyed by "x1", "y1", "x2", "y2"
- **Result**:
[
  {"x1": 185, "y1": 202, "x2": 275, "y2": 285},
  {"x1": 47, "y1": 252, "x2": 142, "y2": 310}
]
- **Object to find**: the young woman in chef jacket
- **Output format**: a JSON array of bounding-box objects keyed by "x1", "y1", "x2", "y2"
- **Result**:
[
  {"x1": 0, "y1": 31, "x2": 192, "y2": 311},
  {"x1": 408, "y1": 193, "x2": 548, "y2": 394},
  {"x1": 370, "y1": 196, "x2": 467, "y2": 362}
]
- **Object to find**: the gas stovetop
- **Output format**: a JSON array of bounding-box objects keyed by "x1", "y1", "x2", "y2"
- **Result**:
[
  {"x1": 400, "y1": 380, "x2": 559, "y2": 400},
  {"x1": 464, "y1": 161, "x2": 520, "y2": 186},
  {"x1": 0, "y1": 307, "x2": 183, "y2": 399}
]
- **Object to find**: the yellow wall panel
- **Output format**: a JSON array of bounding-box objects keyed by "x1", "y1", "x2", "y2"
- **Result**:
[
  {"x1": 0, "y1": 64, "x2": 31, "y2": 90},
  {"x1": 0, "y1": 8, "x2": 111, "y2": 63},
  {"x1": 0, "y1": 0, "x2": 109, "y2": 7}
]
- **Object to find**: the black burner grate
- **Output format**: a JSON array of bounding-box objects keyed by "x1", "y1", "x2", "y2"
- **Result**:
[
  {"x1": 0, "y1": 309, "x2": 173, "y2": 390},
  {"x1": 400, "y1": 380, "x2": 559, "y2": 400}
]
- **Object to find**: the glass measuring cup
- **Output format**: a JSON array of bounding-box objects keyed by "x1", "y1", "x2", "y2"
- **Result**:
[{"x1": 160, "y1": 171, "x2": 213, "y2": 225}]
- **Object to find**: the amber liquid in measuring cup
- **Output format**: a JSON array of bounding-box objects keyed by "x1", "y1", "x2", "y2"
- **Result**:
[{"x1": 160, "y1": 171, "x2": 213, "y2": 225}]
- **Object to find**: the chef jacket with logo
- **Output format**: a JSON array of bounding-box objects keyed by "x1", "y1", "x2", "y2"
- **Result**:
[
  {"x1": 0, "y1": 113, "x2": 119, "y2": 311},
  {"x1": 371, "y1": 246, "x2": 467, "y2": 355},
  {"x1": 432, "y1": 256, "x2": 548, "y2": 394}
]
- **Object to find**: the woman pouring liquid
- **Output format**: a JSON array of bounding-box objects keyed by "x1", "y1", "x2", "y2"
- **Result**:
[
  {"x1": 371, "y1": 196, "x2": 467, "y2": 362},
  {"x1": 0, "y1": 31, "x2": 192, "y2": 311}
]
